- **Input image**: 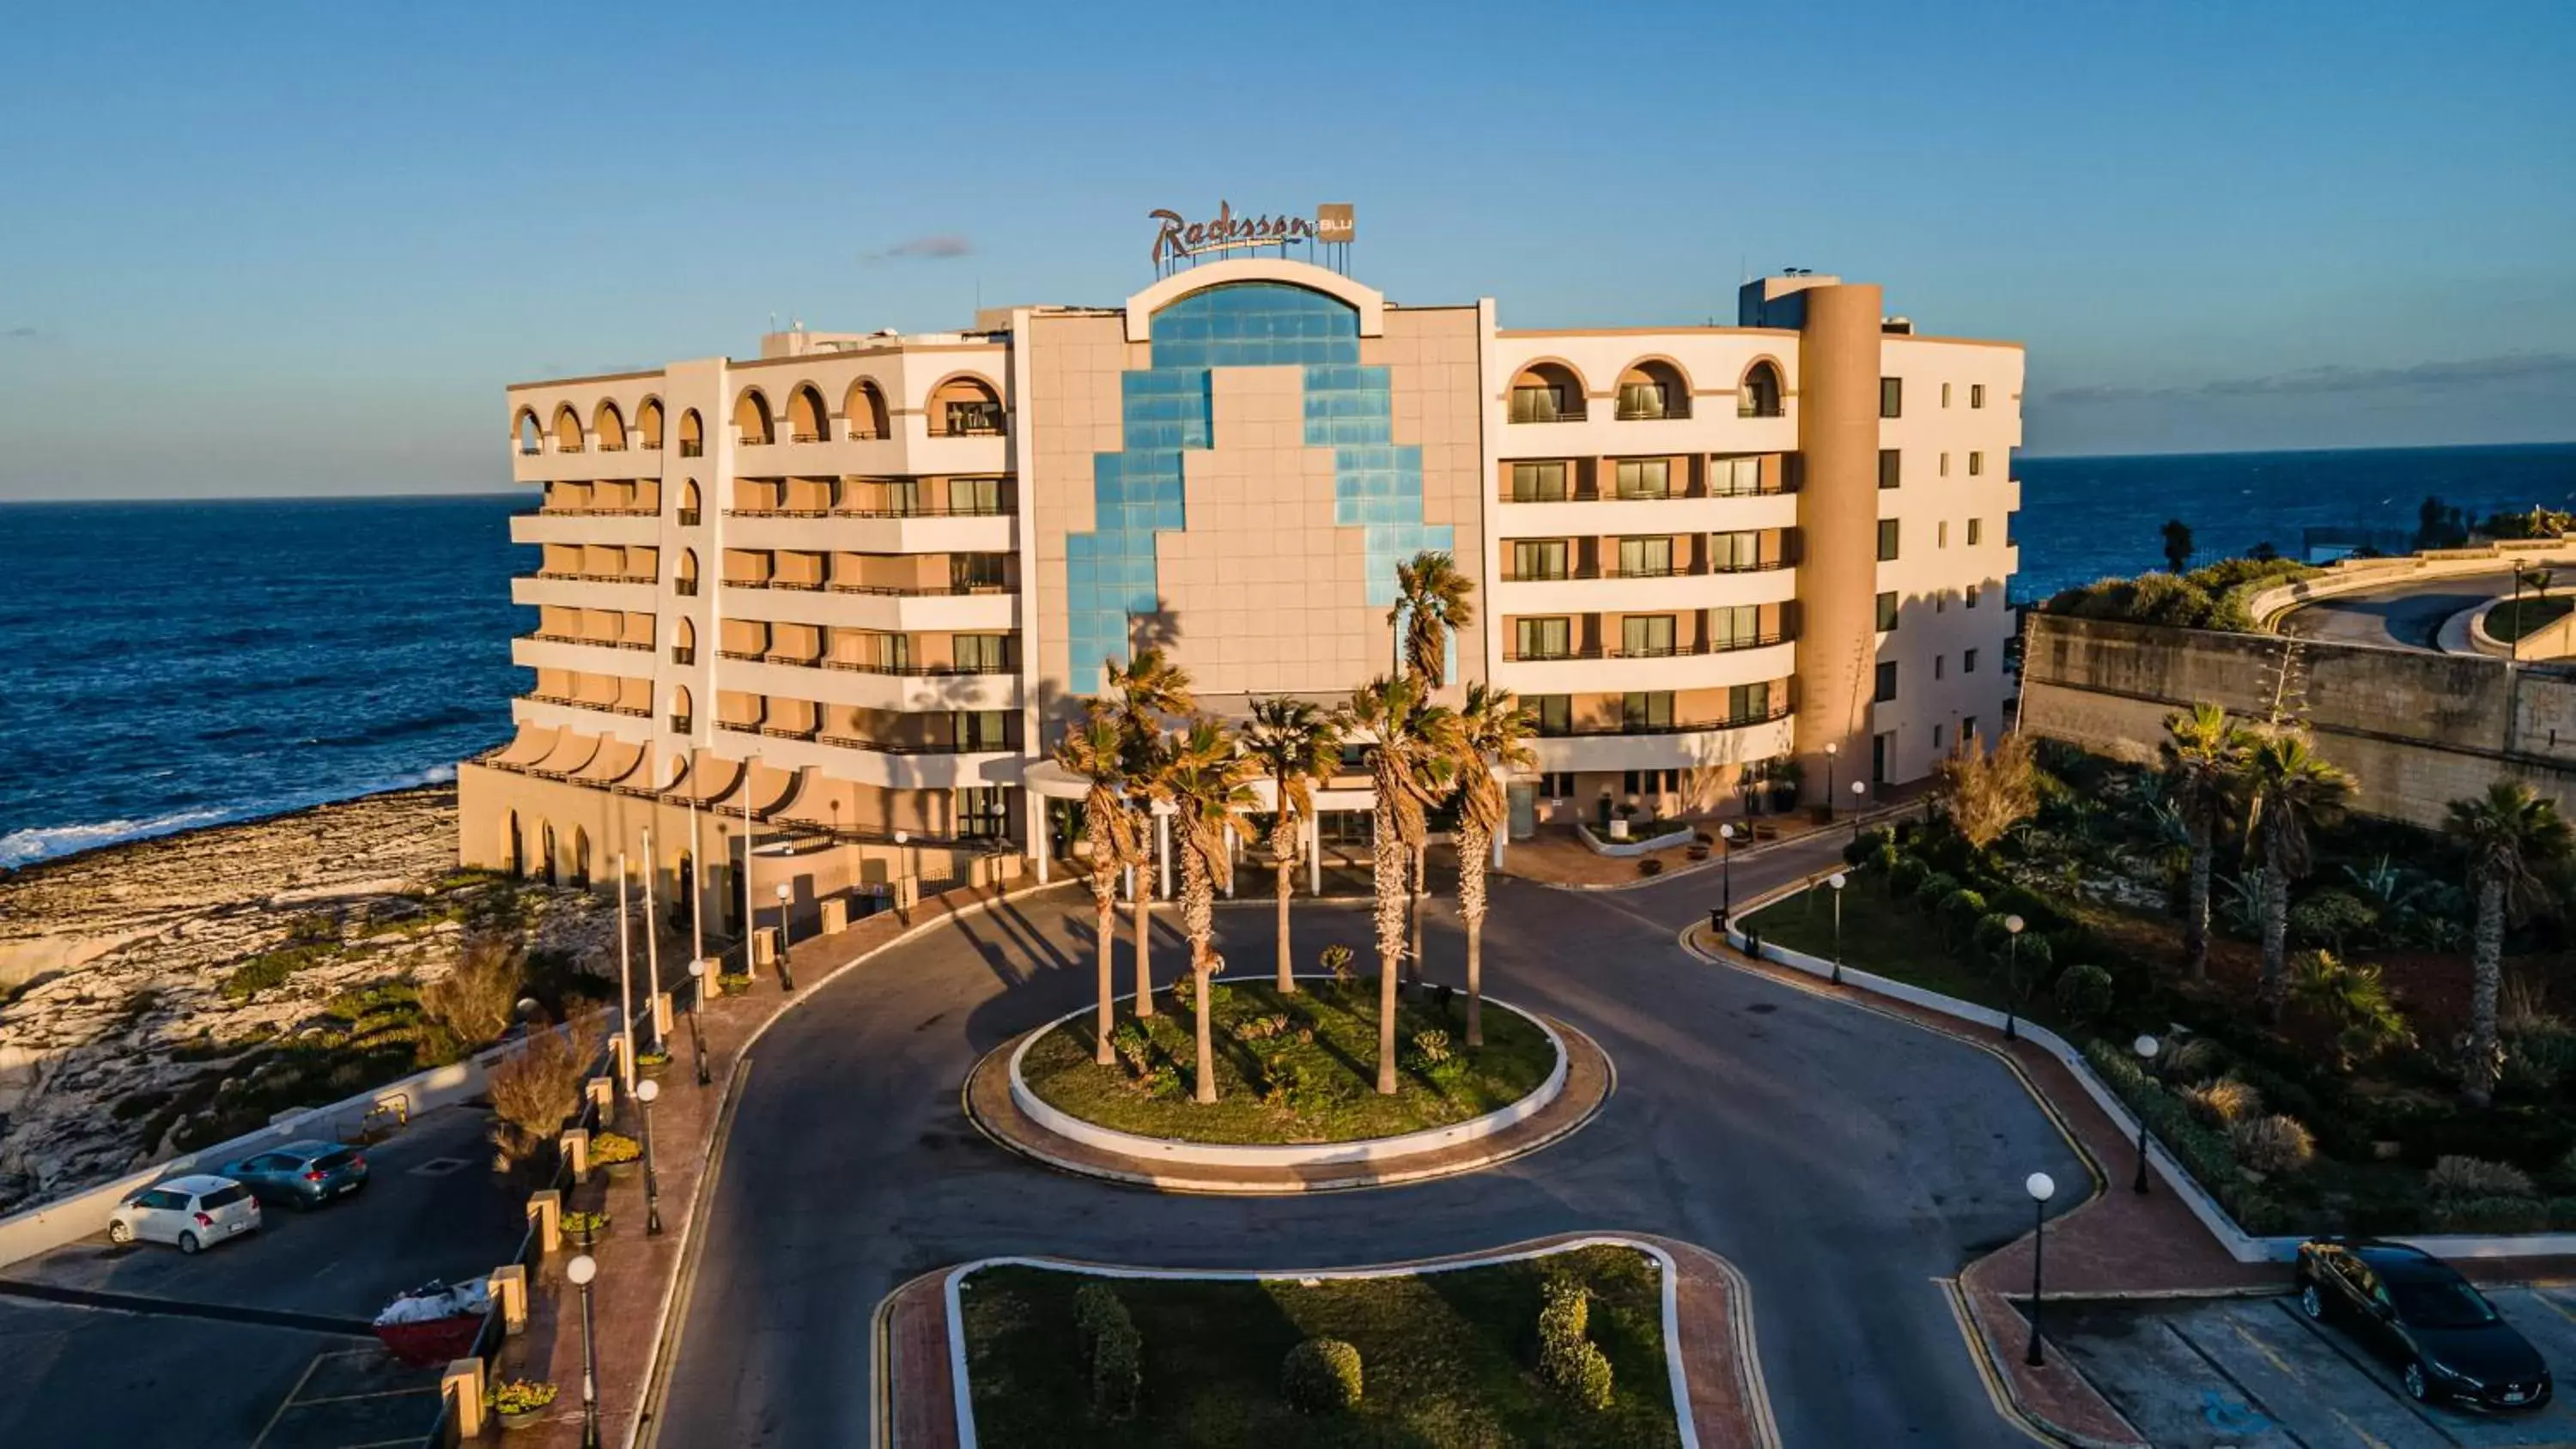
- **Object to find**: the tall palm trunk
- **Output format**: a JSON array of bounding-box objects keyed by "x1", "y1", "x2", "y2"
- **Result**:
[
  {"x1": 1093, "y1": 890, "x2": 1116, "y2": 1064},
  {"x1": 2466, "y1": 874, "x2": 2506, "y2": 1106},
  {"x1": 1131, "y1": 853, "x2": 1153, "y2": 1019},
  {"x1": 2258, "y1": 864, "x2": 2291, "y2": 1018},
  {"x1": 1276, "y1": 851, "x2": 1296, "y2": 992},
  {"x1": 1407, "y1": 844, "x2": 1428, "y2": 989},
  {"x1": 1372, "y1": 807, "x2": 1406, "y2": 1095},
  {"x1": 1181, "y1": 849, "x2": 1218, "y2": 1104},
  {"x1": 1458, "y1": 818, "x2": 1489, "y2": 1047},
  {"x1": 2184, "y1": 816, "x2": 2213, "y2": 982}
]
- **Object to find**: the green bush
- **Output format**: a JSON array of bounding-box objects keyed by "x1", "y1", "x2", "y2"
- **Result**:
[
  {"x1": 1939, "y1": 888, "x2": 1990, "y2": 943},
  {"x1": 2230, "y1": 1114, "x2": 2317, "y2": 1174},
  {"x1": 2427, "y1": 1155, "x2": 2536, "y2": 1200},
  {"x1": 1279, "y1": 1337, "x2": 1364, "y2": 1414},
  {"x1": 1845, "y1": 827, "x2": 1896, "y2": 867},
  {"x1": 2051, "y1": 964, "x2": 2114, "y2": 1025},
  {"x1": 2182, "y1": 1077, "x2": 2263, "y2": 1127},
  {"x1": 1073, "y1": 1282, "x2": 1141, "y2": 1422},
  {"x1": 2503, "y1": 1026, "x2": 2576, "y2": 1095},
  {"x1": 2289, "y1": 889, "x2": 2378, "y2": 950},
  {"x1": 1887, "y1": 855, "x2": 1931, "y2": 898},
  {"x1": 2431, "y1": 1196, "x2": 2549, "y2": 1234},
  {"x1": 1561, "y1": 1340, "x2": 1614, "y2": 1410},
  {"x1": 1535, "y1": 1281, "x2": 1613, "y2": 1410},
  {"x1": 1972, "y1": 912, "x2": 2013, "y2": 955},
  {"x1": 1913, "y1": 872, "x2": 1961, "y2": 912}
]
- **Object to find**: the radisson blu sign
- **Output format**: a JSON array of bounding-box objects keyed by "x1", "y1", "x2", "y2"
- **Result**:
[{"x1": 1151, "y1": 202, "x2": 1354, "y2": 267}]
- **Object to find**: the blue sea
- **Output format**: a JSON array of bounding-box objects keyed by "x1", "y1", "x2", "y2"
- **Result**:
[{"x1": 3, "y1": 442, "x2": 2573, "y2": 868}]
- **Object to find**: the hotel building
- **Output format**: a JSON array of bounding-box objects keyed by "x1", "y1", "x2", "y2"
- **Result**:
[{"x1": 459, "y1": 246, "x2": 2020, "y2": 929}]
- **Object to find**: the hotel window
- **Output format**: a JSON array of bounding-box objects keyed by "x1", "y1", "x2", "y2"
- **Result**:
[
  {"x1": 1712, "y1": 530, "x2": 1763, "y2": 572},
  {"x1": 1940, "y1": 452, "x2": 1951, "y2": 478},
  {"x1": 1971, "y1": 384, "x2": 1988, "y2": 409},
  {"x1": 1963, "y1": 715, "x2": 1980, "y2": 741},
  {"x1": 1935, "y1": 591, "x2": 1947, "y2": 614},
  {"x1": 1877, "y1": 519, "x2": 1901, "y2": 561},
  {"x1": 1938, "y1": 521, "x2": 1950, "y2": 548},
  {"x1": 1967, "y1": 518, "x2": 1984, "y2": 545},
  {"x1": 1968, "y1": 452, "x2": 1985, "y2": 476},
  {"x1": 1614, "y1": 458, "x2": 1672, "y2": 500},
  {"x1": 1616, "y1": 378, "x2": 1674, "y2": 421},
  {"x1": 1621, "y1": 615, "x2": 1676, "y2": 658},
  {"x1": 1874, "y1": 661, "x2": 1899, "y2": 702},
  {"x1": 1875, "y1": 591, "x2": 1899, "y2": 632},
  {"x1": 1541, "y1": 771, "x2": 1575, "y2": 800},
  {"x1": 1510, "y1": 538, "x2": 1569, "y2": 581},
  {"x1": 1965, "y1": 584, "x2": 1983, "y2": 608},
  {"x1": 954, "y1": 634, "x2": 1008, "y2": 672},
  {"x1": 1878, "y1": 450, "x2": 1902, "y2": 490},
  {"x1": 1964, "y1": 648, "x2": 1980, "y2": 674},
  {"x1": 947, "y1": 476, "x2": 1003, "y2": 515},
  {"x1": 885, "y1": 478, "x2": 923, "y2": 516},
  {"x1": 1510, "y1": 379, "x2": 1578, "y2": 423},
  {"x1": 1880, "y1": 377, "x2": 1903, "y2": 418},
  {"x1": 1616, "y1": 537, "x2": 1674, "y2": 578},
  {"x1": 1727, "y1": 682, "x2": 1771, "y2": 724},
  {"x1": 1514, "y1": 616, "x2": 1571, "y2": 660},
  {"x1": 944, "y1": 397, "x2": 1004, "y2": 436},
  {"x1": 958, "y1": 710, "x2": 1012, "y2": 752},
  {"x1": 1510, "y1": 461, "x2": 1569, "y2": 501},
  {"x1": 1711, "y1": 455, "x2": 1763, "y2": 496},
  {"x1": 956, "y1": 786, "x2": 1011, "y2": 840},
  {"x1": 951, "y1": 554, "x2": 1009, "y2": 591},
  {"x1": 1710, "y1": 603, "x2": 1759, "y2": 649},
  {"x1": 1532, "y1": 694, "x2": 1572, "y2": 737},
  {"x1": 878, "y1": 633, "x2": 914, "y2": 672},
  {"x1": 1933, "y1": 723, "x2": 1947, "y2": 750},
  {"x1": 1941, "y1": 382, "x2": 1953, "y2": 408},
  {"x1": 1622, "y1": 691, "x2": 1674, "y2": 731},
  {"x1": 1934, "y1": 654, "x2": 1946, "y2": 681}
]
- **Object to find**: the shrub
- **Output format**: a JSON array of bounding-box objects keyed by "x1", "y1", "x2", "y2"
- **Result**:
[
  {"x1": 1320, "y1": 944, "x2": 1356, "y2": 984},
  {"x1": 2182, "y1": 1077, "x2": 2263, "y2": 1127},
  {"x1": 2432, "y1": 1197, "x2": 2549, "y2": 1234},
  {"x1": 2503, "y1": 1026, "x2": 2576, "y2": 1095},
  {"x1": 1868, "y1": 842, "x2": 1901, "y2": 876},
  {"x1": 486, "y1": 1019, "x2": 602, "y2": 1170},
  {"x1": 1535, "y1": 1281, "x2": 1611, "y2": 1407},
  {"x1": 1112, "y1": 1020, "x2": 1154, "y2": 1078},
  {"x1": 1279, "y1": 1337, "x2": 1364, "y2": 1414},
  {"x1": 2289, "y1": 889, "x2": 2378, "y2": 950},
  {"x1": 487, "y1": 1379, "x2": 558, "y2": 1416},
  {"x1": 1888, "y1": 855, "x2": 1931, "y2": 898},
  {"x1": 2230, "y1": 1115, "x2": 2317, "y2": 1174},
  {"x1": 1231, "y1": 1014, "x2": 1291, "y2": 1043},
  {"x1": 1406, "y1": 1030, "x2": 1453, "y2": 1067},
  {"x1": 422, "y1": 933, "x2": 525, "y2": 1047},
  {"x1": 2427, "y1": 1155, "x2": 2537, "y2": 1200},
  {"x1": 1973, "y1": 912, "x2": 2014, "y2": 955},
  {"x1": 587, "y1": 1131, "x2": 640, "y2": 1167},
  {"x1": 1561, "y1": 1341, "x2": 1615, "y2": 1410},
  {"x1": 2051, "y1": 964, "x2": 2114, "y2": 1025},
  {"x1": 2167, "y1": 1037, "x2": 2232, "y2": 1084},
  {"x1": 1638, "y1": 858, "x2": 1664, "y2": 877},
  {"x1": 1074, "y1": 1282, "x2": 1142, "y2": 1422},
  {"x1": 1940, "y1": 888, "x2": 1990, "y2": 943},
  {"x1": 1913, "y1": 872, "x2": 1961, "y2": 912}
]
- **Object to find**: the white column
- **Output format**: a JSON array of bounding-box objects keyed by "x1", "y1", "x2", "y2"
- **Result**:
[
  {"x1": 614, "y1": 854, "x2": 635, "y2": 1094},
  {"x1": 1307, "y1": 812, "x2": 1321, "y2": 895},
  {"x1": 1027, "y1": 791, "x2": 1049, "y2": 884},
  {"x1": 1157, "y1": 814, "x2": 1173, "y2": 900},
  {"x1": 1492, "y1": 824, "x2": 1507, "y2": 872}
]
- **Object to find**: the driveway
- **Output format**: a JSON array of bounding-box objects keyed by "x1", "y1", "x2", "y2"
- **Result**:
[
  {"x1": 2277, "y1": 568, "x2": 2518, "y2": 651},
  {"x1": 2053, "y1": 1291, "x2": 2576, "y2": 1448},
  {"x1": 653, "y1": 836, "x2": 2090, "y2": 1449},
  {"x1": 0, "y1": 1104, "x2": 525, "y2": 1449}
]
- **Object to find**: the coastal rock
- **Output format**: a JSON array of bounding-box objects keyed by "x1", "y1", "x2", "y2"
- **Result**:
[{"x1": 0, "y1": 785, "x2": 635, "y2": 1216}]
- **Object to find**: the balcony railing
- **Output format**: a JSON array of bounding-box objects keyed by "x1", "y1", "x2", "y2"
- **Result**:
[
  {"x1": 1499, "y1": 561, "x2": 1786, "y2": 583},
  {"x1": 535, "y1": 506, "x2": 659, "y2": 518},
  {"x1": 522, "y1": 631, "x2": 654, "y2": 652},
  {"x1": 837, "y1": 499, "x2": 1014, "y2": 519},
  {"x1": 526, "y1": 693, "x2": 653, "y2": 719},
  {"x1": 1534, "y1": 703, "x2": 1794, "y2": 738},
  {"x1": 817, "y1": 732, "x2": 1016, "y2": 755},
  {"x1": 598, "y1": 442, "x2": 627, "y2": 453},
  {"x1": 677, "y1": 509, "x2": 702, "y2": 526},
  {"x1": 1501, "y1": 481, "x2": 1798, "y2": 504},
  {"x1": 675, "y1": 578, "x2": 700, "y2": 596},
  {"x1": 1503, "y1": 631, "x2": 1791, "y2": 664},
  {"x1": 680, "y1": 440, "x2": 704, "y2": 458},
  {"x1": 818, "y1": 657, "x2": 1013, "y2": 676},
  {"x1": 829, "y1": 581, "x2": 1012, "y2": 597},
  {"x1": 790, "y1": 430, "x2": 825, "y2": 444},
  {"x1": 726, "y1": 506, "x2": 835, "y2": 518},
  {"x1": 759, "y1": 723, "x2": 823, "y2": 742},
  {"x1": 717, "y1": 647, "x2": 766, "y2": 662},
  {"x1": 532, "y1": 570, "x2": 655, "y2": 585},
  {"x1": 1614, "y1": 403, "x2": 1692, "y2": 421}
]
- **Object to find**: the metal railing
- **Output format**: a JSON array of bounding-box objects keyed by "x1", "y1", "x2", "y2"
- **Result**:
[
  {"x1": 520, "y1": 632, "x2": 653, "y2": 652},
  {"x1": 815, "y1": 731, "x2": 1016, "y2": 755},
  {"x1": 1533, "y1": 703, "x2": 1793, "y2": 738},
  {"x1": 1502, "y1": 631, "x2": 1791, "y2": 663},
  {"x1": 834, "y1": 499, "x2": 1013, "y2": 519},
  {"x1": 817, "y1": 657, "x2": 1012, "y2": 676},
  {"x1": 524, "y1": 693, "x2": 653, "y2": 719},
  {"x1": 679, "y1": 440, "x2": 704, "y2": 458},
  {"x1": 530, "y1": 571, "x2": 655, "y2": 585}
]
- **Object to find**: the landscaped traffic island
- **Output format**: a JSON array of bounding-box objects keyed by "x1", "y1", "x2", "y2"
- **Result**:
[
  {"x1": 1015, "y1": 979, "x2": 1558, "y2": 1146},
  {"x1": 955, "y1": 1242, "x2": 1683, "y2": 1448}
]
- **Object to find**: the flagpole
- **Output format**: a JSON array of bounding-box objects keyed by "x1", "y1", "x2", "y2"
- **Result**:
[
  {"x1": 640, "y1": 824, "x2": 659, "y2": 1052},
  {"x1": 614, "y1": 852, "x2": 635, "y2": 1095}
]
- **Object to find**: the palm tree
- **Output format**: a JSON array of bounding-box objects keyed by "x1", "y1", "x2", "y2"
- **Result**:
[
  {"x1": 1151, "y1": 718, "x2": 1259, "y2": 1104},
  {"x1": 1105, "y1": 648, "x2": 1194, "y2": 1016},
  {"x1": 1241, "y1": 697, "x2": 1344, "y2": 993},
  {"x1": 2162, "y1": 703, "x2": 2251, "y2": 982},
  {"x1": 2241, "y1": 732, "x2": 2354, "y2": 1017},
  {"x1": 2445, "y1": 781, "x2": 2573, "y2": 1106},
  {"x1": 1054, "y1": 703, "x2": 1139, "y2": 1065},
  {"x1": 1454, "y1": 683, "x2": 1534, "y2": 1047},
  {"x1": 1390, "y1": 552, "x2": 1475, "y2": 975},
  {"x1": 1342, "y1": 676, "x2": 1462, "y2": 1094}
]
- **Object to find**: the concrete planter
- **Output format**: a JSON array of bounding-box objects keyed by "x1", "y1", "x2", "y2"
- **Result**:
[
  {"x1": 1576, "y1": 821, "x2": 1695, "y2": 858},
  {"x1": 498, "y1": 1407, "x2": 547, "y2": 1431}
]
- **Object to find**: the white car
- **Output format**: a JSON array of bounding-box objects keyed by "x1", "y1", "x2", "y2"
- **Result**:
[{"x1": 107, "y1": 1173, "x2": 262, "y2": 1253}]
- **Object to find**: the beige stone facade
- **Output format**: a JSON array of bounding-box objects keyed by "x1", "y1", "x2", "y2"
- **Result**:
[{"x1": 460, "y1": 255, "x2": 2020, "y2": 923}]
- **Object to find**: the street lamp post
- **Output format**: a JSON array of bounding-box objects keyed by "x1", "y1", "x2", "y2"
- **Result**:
[
  {"x1": 683, "y1": 958, "x2": 711, "y2": 1088},
  {"x1": 2131, "y1": 1034, "x2": 2160, "y2": 1193},
  {"x1": 1822, "y1": 741, "x2": 1838, "y2": 822},
  {"x1": 2002, "y1": 914, "x2": 2026, "y2": 1042},
  {"x1": 635, "y1": 1076, "x2": 664, "y2": 1234},
  {"x1": 1828, "y1": 871, "x2": 1848, "y2": 986},
  {"x1": 772, "y1": 882, "x2": 797, "y2": 993},
  {"x1": 1717, "y1": 823, "x2": 1736, "y2": 925},
  {"x1": 567, "y1": 1252, "x2": 602, "y2": 1449},
  {"x1": 2024, "y1": 1172, "x2": 2057, "y2": 1367},
  {"x1": 1850, "y1": 778, "x2": 1867, "y2": 839}
]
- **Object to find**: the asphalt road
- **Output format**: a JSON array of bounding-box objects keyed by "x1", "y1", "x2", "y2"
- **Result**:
[
  {"x1": 2277, "y1": 568, "x2": 2518, "y2": 651},
  {"x1": 0, "y1": 1104, "x2": 524, "y2": 1449},
  {"x1": 654, "y1": 835, "x2": 2090, "y2": 1448}
]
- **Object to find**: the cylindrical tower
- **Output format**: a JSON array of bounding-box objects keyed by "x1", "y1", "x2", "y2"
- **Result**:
[{"x1": 1789, "y1": 282, "x2": 1884, "y2": 795}]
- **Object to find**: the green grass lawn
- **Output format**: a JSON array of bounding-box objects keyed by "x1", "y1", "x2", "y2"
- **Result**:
[
  {"x1": 958, "y1": 1244, "x2": 1681, "y2": 1449},
  {"x1": 2489, "y1": 594, "x2": 2573, "y2": 643},
  {"x1": 1739, "y1": 882, "x2": 2072, "y2": 1033},
  {"x1": 1018, "y1": 979, "x2": 1557, "y2": 1144}
]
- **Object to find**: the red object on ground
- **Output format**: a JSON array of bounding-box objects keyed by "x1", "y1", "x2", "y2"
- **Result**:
[{"x1": 374, "y1": 1313, "x2": 483, "y2": 1367}]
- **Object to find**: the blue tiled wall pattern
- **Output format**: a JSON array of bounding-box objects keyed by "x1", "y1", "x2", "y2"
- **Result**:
[{"x1": 1063, "y1": 282, "x2": 1452, "y2": 692}]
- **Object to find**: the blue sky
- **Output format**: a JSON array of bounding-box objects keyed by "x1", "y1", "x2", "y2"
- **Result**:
[{"x1": 2, "y1": 0, "x2": 2569, "y2": 499}]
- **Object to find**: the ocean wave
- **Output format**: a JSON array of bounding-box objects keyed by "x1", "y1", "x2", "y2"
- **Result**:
[{"x1": 0, "y1": 808, "x2": 238, "y2": 869}]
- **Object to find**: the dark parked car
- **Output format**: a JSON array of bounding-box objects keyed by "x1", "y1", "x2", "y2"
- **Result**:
[
  {"x1": 2297, "y1": 1238, "x2": 2551, "y2": 1410},
  {"x1": 215, "y1": 1139, "x2": 370, "y2": 1210}
]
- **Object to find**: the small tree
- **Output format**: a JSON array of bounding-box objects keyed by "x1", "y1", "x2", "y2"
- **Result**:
[
  {"x1": 1939, "y1": 731, "x2": 2040, "y2": 854},
  {"x1": 422, "y1": 933, "x2": 525, "y2": 1050},
  {"x1": 485, "y1": 1017, "x2": 602, "y2": 1170},
  {"x1": 2445, "y1": 781, "x2": 2573, "y2": 1105},
  {"x1": 2160, "y1": 518, "x2": 2194, "y2": 573},
  {"x1": 2242, "y1": 732, "x2": 2354, "y2": 1018},
  {"x1": 2162, "y1": 703, "x2": 2251, "y2": 981}
]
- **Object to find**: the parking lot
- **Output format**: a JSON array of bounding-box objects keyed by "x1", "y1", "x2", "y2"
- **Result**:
[
  {"x1": 0, "y1": 1105, "x2": 525, "y2": 1449},
  {"x1": 2054, "y1": 1289, "x2": 2576, "y2": 1448}
]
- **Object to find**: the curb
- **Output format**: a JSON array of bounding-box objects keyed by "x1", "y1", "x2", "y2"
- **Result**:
[
  {"x1": 1939, "y1": 1276, "x2": 2145, "y2": 1449},
  {"x1": 1514, "y1": 803, "x2": 1920, "y2": 894}
]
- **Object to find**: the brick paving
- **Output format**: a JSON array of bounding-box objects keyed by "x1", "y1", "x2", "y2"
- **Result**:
[
  {"x1": 887, "y1": 1231, "x2": 1778, "y2": 1449},
  {"x1": 963, "y1": 1016, "x2": 1614, "y2": 1193},
  {"x1": 1503, "y1": 786, "x2": 1935, "y2": 890},
  {"x1": 482, "y1": 876, "x2": 1064, "y2": 1449}
]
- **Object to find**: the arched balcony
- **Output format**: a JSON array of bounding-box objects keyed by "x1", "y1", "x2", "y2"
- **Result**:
[
  {"x1": 734, "y1": 390, "x2": 775, "y2": 446},
  {"x1": 637, "y1": 398, "x2": 665, "y2": 451},
  {"x1": 1509, "y1": 362, "x2": 1585, "y2": 424},
  {"x1": 675, "y1": 548, "x2": 701, "y2": 597},
  {"x1": 553, "y1": 404, "x2": 586, "y2": 452},
  {"x1": 1738, "y1": 361, "x2": 1784, "y2": 419},
  {"x1": 1615, "y1": 360, "x2": 1690, "y2": 421},
  {"x1": 514, "y1": 409, "x2": 542, "y2": 457},
  {"x1": 678, "y1": 409, "x2": 705, "y2": 458},
  {"x1": 845, "y1": 379, "x2": 890, "y2": 440},
  {"x1": 670, "y1": 684, "x2": 695, "y2": 736},
  {"x1": 787, "y1": 384, "x2": 829, "y2": 444},
  {"x1": 593, "y1": 400, "x2": 628, "y2": 452},
  {"x1": 671, "y1": 616, "x2": 696, "y2": 665},
  {"x1": 677, "y1": 479, "x2": 703, "y2": 528},
  {"x1": 929, "y1": 375, "x2": 1004, "y2": 437}
]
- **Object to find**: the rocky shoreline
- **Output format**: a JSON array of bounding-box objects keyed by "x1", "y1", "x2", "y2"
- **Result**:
[{"x1": 0, "y1": 785, "x2": 617, "y2": 1214}]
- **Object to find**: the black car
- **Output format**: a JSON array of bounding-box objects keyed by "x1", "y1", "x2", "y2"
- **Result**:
[{"x1": 2296, "y1": 1238, "x2": 2552, "y2": 1410}]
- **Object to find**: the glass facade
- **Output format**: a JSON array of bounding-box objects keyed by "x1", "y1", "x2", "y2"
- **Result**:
[{"x1": 1064, "y1": 282, "x2": 1452, "y2": 689}]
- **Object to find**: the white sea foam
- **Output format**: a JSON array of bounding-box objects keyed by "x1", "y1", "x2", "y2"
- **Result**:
[{"x1": 0, "y1": 808, "x2": 238, "y2": 869}]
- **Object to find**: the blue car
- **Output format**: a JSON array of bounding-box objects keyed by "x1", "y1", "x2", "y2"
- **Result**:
[{"x1": 215, "y1": 1139, "x2": 370, "y2": 1210}]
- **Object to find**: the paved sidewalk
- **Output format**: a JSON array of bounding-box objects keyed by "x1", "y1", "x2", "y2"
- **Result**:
[
  {"x1": 486, "y1": 876, "x2": 1067, "y2": 1449},
  {"x1": 885, "y1": 1232, "x2": 1781, "y2": 1449}
]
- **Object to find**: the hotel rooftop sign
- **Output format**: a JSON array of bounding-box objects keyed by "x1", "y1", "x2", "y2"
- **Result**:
[{"x1": 1151, "y1": 202, "x2": 1354, "y2": 270}]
